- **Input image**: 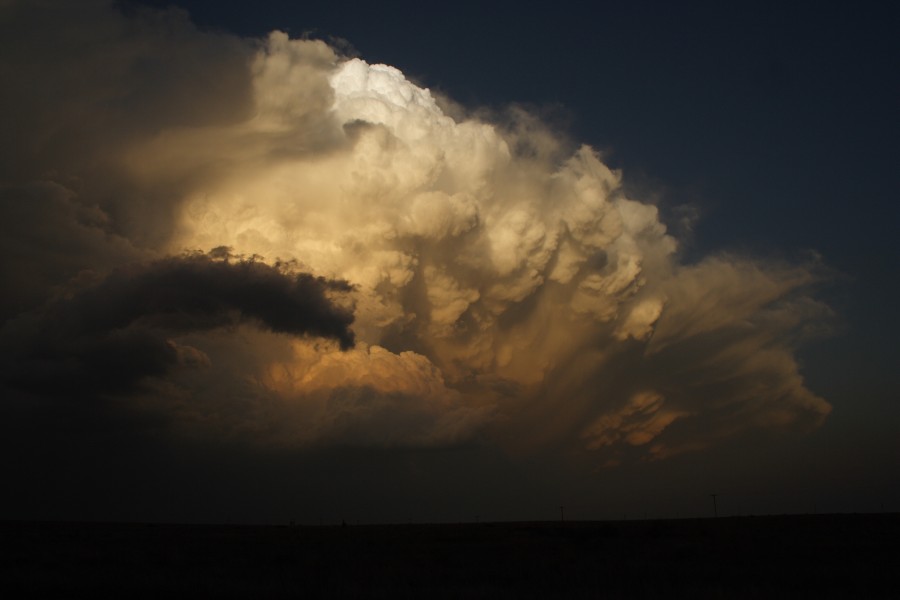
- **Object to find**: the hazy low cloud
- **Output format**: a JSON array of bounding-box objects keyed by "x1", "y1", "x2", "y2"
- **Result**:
[
  {"x1": 0, "y1": 1, "x2": 831, "y2": 455},
  {"x1": 0, "y1": 181, "x2": 146, "y2": 321}
]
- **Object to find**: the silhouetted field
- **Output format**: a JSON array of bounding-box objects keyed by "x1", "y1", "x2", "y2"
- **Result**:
[{"x1": 2, "y1": 514, "x2": 898, "y2": 598}]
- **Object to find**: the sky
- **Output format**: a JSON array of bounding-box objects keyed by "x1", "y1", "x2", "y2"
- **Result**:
[{"x1": 0, "y1": 0, "x2": 897, "y2": 524}]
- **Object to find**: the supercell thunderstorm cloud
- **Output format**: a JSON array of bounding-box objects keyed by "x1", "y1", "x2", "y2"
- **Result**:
[{"x1": 0, "y1": 1, "x2": 831, "y2": 462}]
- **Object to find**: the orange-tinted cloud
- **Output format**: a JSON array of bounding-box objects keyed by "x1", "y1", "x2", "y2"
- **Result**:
[{"x1": 0, "y1": 1, "x2": 832, "y2": 458}]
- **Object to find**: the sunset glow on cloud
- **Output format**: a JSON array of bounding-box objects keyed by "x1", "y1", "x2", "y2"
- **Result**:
[{"x1": 0, "y1": 2, "x2": 831, "y2": 464}]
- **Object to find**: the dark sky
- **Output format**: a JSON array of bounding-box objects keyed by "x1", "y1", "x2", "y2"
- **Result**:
[{"x1": 1, "y1": 0, "x2": 897, "y2": 524}]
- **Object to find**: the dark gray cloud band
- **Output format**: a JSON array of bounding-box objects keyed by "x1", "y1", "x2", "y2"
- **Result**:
[{"x1": 1, "y1": 253, "x2": 354, "y2": 395}]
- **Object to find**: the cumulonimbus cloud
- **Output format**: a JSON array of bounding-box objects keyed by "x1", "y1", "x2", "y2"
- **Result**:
[{"x1": 0, "y1": 1, "x2": 831, "y2": 455}]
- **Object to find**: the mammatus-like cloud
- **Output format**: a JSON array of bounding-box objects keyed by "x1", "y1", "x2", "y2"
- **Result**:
[{"x1": 0, "y1": 1, "x2": 831, "y2": 455}]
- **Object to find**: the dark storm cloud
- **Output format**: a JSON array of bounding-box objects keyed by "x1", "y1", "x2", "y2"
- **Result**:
[
  {"x1": 1, "y1": 252, "x2": 354, "y2": 396},
  {"x1": 0, "y1": 0, "x2": 255, "y2": 247},
  {"x1": 0, "y1": 0, "x2": 833, "y2": 454},
  {"x1": 0, "y1": 182, "x2": 146, "y2": 323}
]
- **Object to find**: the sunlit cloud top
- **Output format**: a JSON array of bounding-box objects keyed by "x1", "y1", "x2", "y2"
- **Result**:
[{"x1": 0, "y1": 2, "x2": 830, "y2": 460}]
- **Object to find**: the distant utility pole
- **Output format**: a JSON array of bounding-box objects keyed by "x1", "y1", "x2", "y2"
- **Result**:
[
  {"x1": 560, "y1": 506, "x2": 565, "y2": 522},
  {"x1": 710, "y1": 494, "x2": 719, "y2": 518}
]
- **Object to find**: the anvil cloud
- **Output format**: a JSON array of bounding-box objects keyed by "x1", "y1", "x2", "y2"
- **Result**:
[{"x1": 0, "y1": 1, "x2": 830, "y2": 459}]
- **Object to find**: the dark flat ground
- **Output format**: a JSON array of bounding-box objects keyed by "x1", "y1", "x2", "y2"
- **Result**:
[{"x1": 2, "y1": 514, "x2": 898, "y2": 598}]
